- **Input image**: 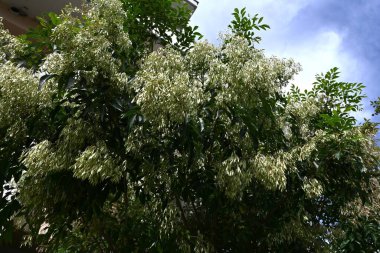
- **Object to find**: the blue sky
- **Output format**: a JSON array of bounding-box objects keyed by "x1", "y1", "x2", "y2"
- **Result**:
[{"x1": 190, "y1": 0, "x2": 380, "y2": 122}]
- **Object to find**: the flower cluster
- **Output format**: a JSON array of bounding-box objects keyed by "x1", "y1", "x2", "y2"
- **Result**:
[
  {"x1": 73, "y1": 142, "x2": 124, "y2": 185},
  {"x1": 302, "y1": 177, "x2": 323, "y2": 198},
  {"x1": 252, "y1": 152, "x2": 289, "y2": 190},
  {"x1": 211, "y1": 36, "x2": 301, "y2": 108},
  {"x1": 41, "y1": 0, "x2": 131, "y2": 90},
  {"x1": 0, "y1": 19, "x2": 24, "y2": 61},
  {"x1": 0, "y1": 62, "x2": 52, "y2": 144},
  {"x1": 133, "y1": 48, "x2": 205, "y2": 126},
  {"x1": 216, "y1": 152, "x2": 252, "y2": 199}
]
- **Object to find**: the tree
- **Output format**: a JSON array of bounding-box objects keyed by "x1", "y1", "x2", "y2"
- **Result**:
[
  {"x1": 0, "y1": 0, "x2": 200, "y2": 248},
  {"x1": 1, "y1": 0, "x2": 379, "y2": 252}
]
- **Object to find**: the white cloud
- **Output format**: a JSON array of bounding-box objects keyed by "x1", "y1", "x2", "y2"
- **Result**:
[
  {"x1": 264, "y1": 30, "x2": 361, "y2": 91},
  {"x1": 247, "y1": 0, "x2": 311, "y2": 26}
]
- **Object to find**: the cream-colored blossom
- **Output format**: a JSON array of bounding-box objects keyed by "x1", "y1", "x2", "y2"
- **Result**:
[
  {"x1": 0, "y1": 62, "x2": 52, "y2": 145},
  {"x1": 252, "y1": 152, "x2": 290, "y2": 191},
  {"x1": 211, "y1": 36, "x2": 301, "y2": 108},
  {"x1": 133, "y1": 48, "x2": 204, "y2": 126},
  {"x1": 73, "y1": 142, "x2": 124, "y2": 185},
  {"x1": 186, "y1": 41, "x2": 218, "y2": 77},
  {"x1": 132, "y1": 35, "x2": 301, "y2": 132},
  {"x1": 302, "y1": 177, "x2": 323, "y2": 198},
  {"x1": 286, "y1": 97, "x2": 320, "y2": 120},
  {"x1": 21, "y1": 141, "x2": 64, "y2": 176},
  {"x1": 0, "y1": 19, "x2": 24, "y2": 61},
  {"x1": 285, "y1": 97, "x2": 320, "y2": 139},
  {"x1": 216, "y1": 152, "x2": 252, "y2": 199},
  {"x1": 41, "y1": 0, "x2": 131, "y2": 91},
  {"x1": 0, "y1": 63, "x2": 51, "y2": 125}
]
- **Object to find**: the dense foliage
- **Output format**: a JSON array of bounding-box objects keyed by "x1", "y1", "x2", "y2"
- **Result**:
[{"x1": 0, "y1": 0, "x2": 379, "y2": 252}]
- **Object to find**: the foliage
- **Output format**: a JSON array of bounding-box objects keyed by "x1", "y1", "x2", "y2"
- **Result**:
[
  {"x1": 0, "y1": 0, "x2": 200, "y2": 247},
  {"x1": 0, "y1": 18, "x2": 54, "y2": 245},
  {"x1": 19, "y1": 0, "x2": 202, "y2": 72},
  {"x1": 337, "y1": 176, "x2": 380, "y2": 252},
  {"x1": 228, "y1": 7, "x2": 270, "y2": 47},
  {"x1": 121, "y1": 0, "x2": 202, "y2": 50},
  {"x1": 289, "y1": 67, "x2": 366, "y2": 132},
  {"x1": 371, "y1": 99, "x2": 380, "y2": 116},
  {"x1": 0, "y1": 0, "x2": 379, "y2": 252}
]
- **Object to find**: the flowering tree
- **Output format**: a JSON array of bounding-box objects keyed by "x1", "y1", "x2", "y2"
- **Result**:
[{"x1": 0, "y1": 0, "x2": 379, "y2": 251}]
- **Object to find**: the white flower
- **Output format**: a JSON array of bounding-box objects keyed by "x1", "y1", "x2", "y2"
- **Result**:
[{"x1": 302, "y1": 177, "x2": 323, "y2": 198}]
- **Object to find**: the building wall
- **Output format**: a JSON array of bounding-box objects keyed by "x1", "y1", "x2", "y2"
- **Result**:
[
  {"x1": 0, "y1": 0, "x2": 198, "y2": 35},
  {"x1": 0, "y1": 1, "x2": 37, "y2": 35}
]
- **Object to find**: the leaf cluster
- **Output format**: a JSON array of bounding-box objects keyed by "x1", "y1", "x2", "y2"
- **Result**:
[
  {"x1": 289, "y1": 67, "x2": 366, "y2": 132},
  {"x1": 228, "y1": 7, "x2": 270, "y2": 47}
]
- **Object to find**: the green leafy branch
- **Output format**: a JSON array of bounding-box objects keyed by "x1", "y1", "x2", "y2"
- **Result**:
[{"x1": 228, "y1": 7, "x2": 270, "y2": 47}]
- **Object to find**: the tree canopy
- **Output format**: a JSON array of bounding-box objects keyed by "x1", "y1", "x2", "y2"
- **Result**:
[{"x1": 0, "y1": 0, "x2": 379, "y2": 252}]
